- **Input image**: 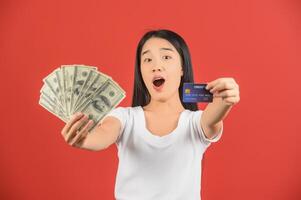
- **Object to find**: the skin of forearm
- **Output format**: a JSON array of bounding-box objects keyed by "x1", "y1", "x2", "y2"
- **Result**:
[{"x1": 201, "y1": 98, "x2": 232, "y2": 139}]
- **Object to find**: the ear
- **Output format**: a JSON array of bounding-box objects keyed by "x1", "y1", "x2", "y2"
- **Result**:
[{"x1": 181, "y1": 68, "x2": 184, "y2": 77}]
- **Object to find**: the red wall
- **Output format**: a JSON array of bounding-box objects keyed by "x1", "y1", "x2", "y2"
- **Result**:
[{"x1": 1, "y1": 0, "x2": 300, "y2": 199}]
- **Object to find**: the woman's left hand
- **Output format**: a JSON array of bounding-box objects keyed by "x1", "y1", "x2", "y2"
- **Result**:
[{"x1": 206, "y1": 78, "x2": 240, "y2": 106}]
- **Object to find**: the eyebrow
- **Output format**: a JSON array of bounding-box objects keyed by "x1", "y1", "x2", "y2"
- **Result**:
[{"x1": 142, "y1": 48, "x2": 174, "y2": 56}]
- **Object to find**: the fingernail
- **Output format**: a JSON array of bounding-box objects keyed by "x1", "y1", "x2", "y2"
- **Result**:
[{"x1": 89, "y1": 120, "x2": 94, "y2": 127}]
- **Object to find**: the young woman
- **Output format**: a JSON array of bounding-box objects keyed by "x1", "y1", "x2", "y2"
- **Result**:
[{"x1": 61, "y1": 29, "x2": 240, "y2": 200}]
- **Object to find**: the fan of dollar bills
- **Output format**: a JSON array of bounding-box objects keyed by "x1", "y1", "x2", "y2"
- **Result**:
[{"x1": 39, "y1": 64, "x2": 126, "y2": 131}]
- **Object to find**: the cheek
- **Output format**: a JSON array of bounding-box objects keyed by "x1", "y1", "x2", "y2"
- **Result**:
[
  {"x1": 140, "y1": 68, "x2": 151, "y2": 87},
  {"x1": 167, "y1": 70, "x2": 182, "y2": 89},
  {"x1": 167, "y1": 63, "x2": 182, "y2": 79},
  {"x1": 168, "y1": 59, "x2": 182, "y2": 76}
]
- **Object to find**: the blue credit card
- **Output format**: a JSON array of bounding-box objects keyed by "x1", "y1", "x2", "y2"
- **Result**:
[{"x1": 183, "y1": 83, "x2": 213, "y2": 103}]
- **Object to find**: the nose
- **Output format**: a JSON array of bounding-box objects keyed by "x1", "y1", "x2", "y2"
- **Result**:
[{"x1": 152, "y1": 65, "x2": 164, "y2": 72}]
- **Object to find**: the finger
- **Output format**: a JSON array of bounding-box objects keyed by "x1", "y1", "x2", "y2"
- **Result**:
[
  {"x1": 206, "y1": 79, "x2": 221, "y2": 90},
  {"x1": 71, "y1": 121, "x2": 94, "y2": 147},
  {"x1": 75, "y1": 123, "x2": 93, "y2": 147},
  {"x1": 61, "y1": 112, "x2": 84, "y2": 136},
  {"x1": 214, "y1": 89, "x2": 238, "y2": 98},
  {"x1": 206, "y1": 78, "x2": 237, "y2": 91},
  {"x1": 70, "y1": 120, "x2": 94, "y2": 146},
  {"x1": 210, "y1": 82, "x2": 236, "y2": 94},
  {"x1": 72, "y1": 130, "x2": 90, "y2": 148},
  {"x1": 66, "y1": 115, "x2": 89, "y2": 142},
  {"x1": 66, "y1": 115, "x2": 89, "y2": 143},
  {"x1": 223, "y1": 96, "x2": 240, "y2": 105},
  {"x1": 72, "y1": 135, "x2": 86, "y2": 148}
]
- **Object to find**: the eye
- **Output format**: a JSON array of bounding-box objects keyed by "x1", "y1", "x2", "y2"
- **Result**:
[
  {"x1": 144, "y1": 58, "x2": 152, "y2": 63},
  {"x1": 163, "y1": 55, "x2": 172, "y2": 60}
]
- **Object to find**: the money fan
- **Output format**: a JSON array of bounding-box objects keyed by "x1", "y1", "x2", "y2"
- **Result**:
[{"x1": 39, "y1": 64, "x2": 126, "y2": 131}]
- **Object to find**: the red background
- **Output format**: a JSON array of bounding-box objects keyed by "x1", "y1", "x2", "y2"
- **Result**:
[{"x1": 1, "y1": 0, "x2": 300, "y2": 199}]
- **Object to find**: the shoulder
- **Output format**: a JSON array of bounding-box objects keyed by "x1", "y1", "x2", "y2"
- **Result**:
[
  {"x1": 184, "y1": 108, "x2": 223, "y2": 145},
  {"x1": 105, "y1": 106, "x2": 141, "y2": 123},
  {"x1": 183, "y1": 108, "x2": 206, "y2": 128},
  {"x1": 108, "y1": 106, "x2": 140, "y2": 116},
  {"x1": 175, "y1": 108, "x2": 204, "y2": 132},
  {"x1": 183, "y1": 108, "x2": 204, "y2": 120},
  {"x1": 104, "y1": 106, "x2": 141, "y2": 144}
]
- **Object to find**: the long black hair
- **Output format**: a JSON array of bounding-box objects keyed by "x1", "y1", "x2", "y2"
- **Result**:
[{"x1": 131, "y1": 29, "x2": 198, "y2": 111}]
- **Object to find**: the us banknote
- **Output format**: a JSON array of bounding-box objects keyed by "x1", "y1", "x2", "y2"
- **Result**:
[{"x1": 39, "y1": 64, "x2": 126, "y2": 131}]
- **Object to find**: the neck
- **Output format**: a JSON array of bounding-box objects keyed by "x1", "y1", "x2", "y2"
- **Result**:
[{"x1": 143, "y1": 92, "x2": 185, "y2": 114}]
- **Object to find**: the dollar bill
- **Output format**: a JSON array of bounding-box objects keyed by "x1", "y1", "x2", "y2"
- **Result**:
[
  {"x1": 39, "y1": 64, "x2": 126, "y2": 131},
  {"x1": 40, "y1": 83, "x2": 66, "y2": 113},
  {"x1": 39, "y1": 95, "x2": 68, "y2": 122},
  {"x1": 43, "y1": 69, "x2": 67, "y2": 113},
  {"x1": 61, "y1": 65, "x2": 76, "y2": 116},
  {"x1": 80, "y1": 79, "x2": 126, "y2": 131},
  {"x1": 73, "y1": 70, "x2": 112, "y2": 113},
  {"x1": 71, "y1": 65, "x2": 97, "y2": 114},
  {"x1": 72, "y1": 68, "x2": 99, "y2": 113}
]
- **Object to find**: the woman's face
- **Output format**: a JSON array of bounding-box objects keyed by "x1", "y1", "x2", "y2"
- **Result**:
[{"x1": 140, "y1": 37, "x2": 183, "y2": 102}]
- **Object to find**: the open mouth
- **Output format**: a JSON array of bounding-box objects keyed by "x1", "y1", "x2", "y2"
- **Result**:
[{"x1": 153, "y1": 78, "x2": 165, "y2": 87}]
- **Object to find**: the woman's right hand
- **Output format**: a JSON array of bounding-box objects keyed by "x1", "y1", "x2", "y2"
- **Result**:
[{"x1": 61, "y1": 112, "x2": 94, "y2": 148}]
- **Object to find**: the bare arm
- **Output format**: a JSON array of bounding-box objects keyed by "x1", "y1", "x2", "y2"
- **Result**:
[
  {"x1": 201, "y1": 97, "x2": 231, "y2": 139},
  {"x1": 61, "y1": 113, "x2": 122, "y2": 152},
  {"x1": 201, "y1": 78, "x2": 240, "y2": 140},
  {"x1": 80, "y1": 116, "x2": 122, "y2": 151}
]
